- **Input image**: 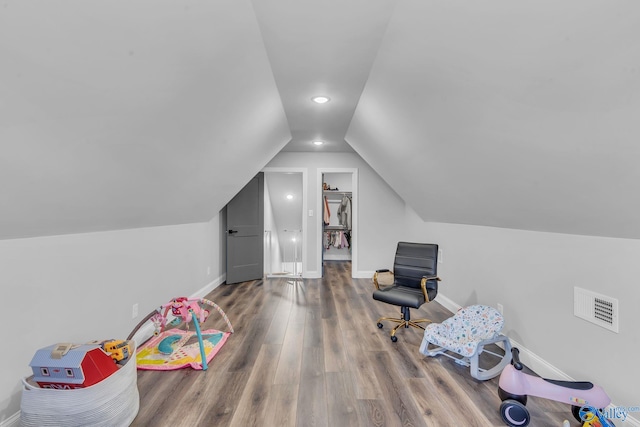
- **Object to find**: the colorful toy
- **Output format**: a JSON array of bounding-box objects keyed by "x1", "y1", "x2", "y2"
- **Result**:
[
  {"x1": 498, "y1": 348, "x2": 614, "y2": 426},
  {"x1": 86, "y1": 339, "x2": 134, "y2": 364},
  {"x1": 102, "y1": 340, "x2": 132, "y2": 363},
  {"x1": 135, "y1": 328, "x2": 229, "y2": 370},
  {"x1": 29, "y1": 343, "x2": 118, "y2": 389},
  {"x1": 579, "y1": 407, "x2": 616, "y2": 427},
  {"x1": 163, "y1": 297, "x2": 209, "y2": 324},
  {"x1": 128, "y1": 297, "x2": 233, "y2": 371}
]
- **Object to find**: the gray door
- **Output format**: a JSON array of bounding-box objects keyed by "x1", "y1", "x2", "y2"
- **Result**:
[{"x1": 226, "y1": 172, "x2": 264, "y2": 284}]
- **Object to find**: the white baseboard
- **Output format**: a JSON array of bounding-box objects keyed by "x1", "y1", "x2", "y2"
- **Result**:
[
  {"x1": 323, "y1": 254, "x2": 351, "y2": 261},
  {"x1": 0, "y1": 411, "x2": 20, "y2": 427},
  {"x1": 509, "y1": 337, "x2": 572, "y2": 381},
  {"x1": 353, "y1": 270, "x2": 374, "y2": 279},
  {"x1": 615, "y1": 411, "x2": 640, "y2": 426},
  {"x1": 303, "y1": 270, "x2": 321, "y2": 279},
  {"x1": 433, "y1": 292, "x2": 461, "y2": 314},
  {"x1": 191, "y1": 273, "x2": 226, "y2": 299}
]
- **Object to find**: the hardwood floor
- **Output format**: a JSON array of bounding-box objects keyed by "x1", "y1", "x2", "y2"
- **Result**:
[{"x1": 131, "y1": 261, "x2": 573, "y2": 427}]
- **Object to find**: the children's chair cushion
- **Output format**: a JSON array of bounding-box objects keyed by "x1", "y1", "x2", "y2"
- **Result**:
[{"x1": 423, "y1": 305, "x2": 504, "y2": 357}]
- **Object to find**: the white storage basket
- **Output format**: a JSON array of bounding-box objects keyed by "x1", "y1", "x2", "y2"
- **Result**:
[{"x1": 20, "y1": 345, "x2": 139, "y2": 427}]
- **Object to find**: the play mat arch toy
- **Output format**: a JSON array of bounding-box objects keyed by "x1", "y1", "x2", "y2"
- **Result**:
[{"x1": 127, "y1": 297, "x2": 233, "y2": 371}]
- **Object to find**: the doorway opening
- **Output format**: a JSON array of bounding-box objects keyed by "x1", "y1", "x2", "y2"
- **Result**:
[
  {"x1": 263, "y1": 168, "x2": 307, "y2": 280},
  {"x1": 318, "y1": 168, "x2": 358, "y2": 278}
]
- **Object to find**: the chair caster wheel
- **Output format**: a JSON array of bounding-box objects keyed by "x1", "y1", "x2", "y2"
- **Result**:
[
  {"x1": 500, "y1": 399, "x2": 530, "y2": 427},
  {"x1": 377, "y1": 322, "x2": 383, "y2": 329},
  {"x1": 390, "y1": 335, "x2": 397, "y2": 342}
]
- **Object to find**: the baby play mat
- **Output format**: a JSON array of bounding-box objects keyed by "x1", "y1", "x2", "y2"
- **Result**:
[{"x1": 136, "y1": 328, "x2": 230, "y2": 370}]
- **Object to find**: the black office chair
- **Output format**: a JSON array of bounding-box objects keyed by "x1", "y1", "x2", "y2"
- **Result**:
[{"x1": 373, "y1": 242, "x2": 441, "y2": 342}]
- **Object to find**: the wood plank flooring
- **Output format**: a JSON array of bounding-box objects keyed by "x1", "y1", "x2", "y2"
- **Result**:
[{"x1": 131, "y1": 261, "x2": 573, "y2": 427}]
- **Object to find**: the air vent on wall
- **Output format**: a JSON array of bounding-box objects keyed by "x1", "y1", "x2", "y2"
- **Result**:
[{"x1": 574, "y1": 287, "x2": 619, "y2": 333}]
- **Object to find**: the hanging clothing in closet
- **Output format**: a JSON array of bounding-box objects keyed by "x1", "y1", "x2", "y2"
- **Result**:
[
  {"x1": 336, "y1": 195, "x2": 351, "y2": 230},
  {"x1": 323, "y1": 196, "x2": 331, "y2": 226},
  {"x1": 324, "y1": 230, "x2": 351, "y2": 250}
]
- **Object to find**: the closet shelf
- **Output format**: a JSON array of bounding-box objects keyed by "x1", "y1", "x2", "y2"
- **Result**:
[
  {"x1": 324, "y1": 225, "x2": 350, "y2": 231},
  {"x1": 323, "y1": 190, "x2": 351, "y2": 196}
]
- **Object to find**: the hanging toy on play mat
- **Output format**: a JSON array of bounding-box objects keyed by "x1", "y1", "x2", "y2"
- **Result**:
[{"x1": 128, "y1": 297, "x2": 233, "y2": 371}]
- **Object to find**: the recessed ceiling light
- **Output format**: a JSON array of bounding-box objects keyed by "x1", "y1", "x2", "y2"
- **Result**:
[
  {"x1": 312, "y1": 96, "x2": 330, "y2": 104},
  {"x1": 286, "y1": 194, "x2": 294, "y2": 200},
  {"x1": 312, "y1": 140, "x2": 324, "y2": 146}
]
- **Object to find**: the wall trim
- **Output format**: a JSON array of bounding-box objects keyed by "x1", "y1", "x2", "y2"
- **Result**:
[
  {"x1": 192, "y1": 273, "x2": 226, "y2": 300},
  {"x1": 0, "y1": 411, "x2": 20, "y2": 427},
  {"x1": 303, "y1": 270, "x2": 321, "y2": 279},
  {"x1": 323, "y1": 254, "x2": 352, "y2": 261},
  {"x1": 433, "y1": 293, "x2": 460, "y2": 314},
  {"x1": 353, "y1": 270, "x2": 374, "y2": 279}
]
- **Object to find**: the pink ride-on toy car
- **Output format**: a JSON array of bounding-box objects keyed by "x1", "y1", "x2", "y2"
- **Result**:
[{"x1": 498, "y1": 348, "x2": 614, "y2": 427}]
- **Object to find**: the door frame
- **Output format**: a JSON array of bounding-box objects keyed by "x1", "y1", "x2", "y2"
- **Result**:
[
  {"x1": 262, "y1": 167, "x2": 308, "y2": 278},
  {"x1": 317, "y1": 168, "x2": 358, "y2": 278}
]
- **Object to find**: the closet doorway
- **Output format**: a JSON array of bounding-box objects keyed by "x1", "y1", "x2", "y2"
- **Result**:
[
  {"x1": 319, "y1": 168, "x2": 358, "y2": 278},
  {"x1": 263, "y1": 168, "x2": 307, "y2": 280}
]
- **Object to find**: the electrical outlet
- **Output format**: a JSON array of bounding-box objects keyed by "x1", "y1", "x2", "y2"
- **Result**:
[
  {"x1": 132, "y1": 303, "x2": 139, "y2": 319},
  {"x1": 497, "y1": 303, "x2": 504, "y2": 315},
  {"x1": 438, "y1": 249, "x2": 443, "y2": 264},
  {"x1": 207, "y1": 266, "x2": 211, "y2": 276}
]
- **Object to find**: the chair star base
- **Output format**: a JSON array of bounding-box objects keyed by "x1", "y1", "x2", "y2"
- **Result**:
[{"x1": 376, "y1": 315, "x2": 432, "y2": 341}]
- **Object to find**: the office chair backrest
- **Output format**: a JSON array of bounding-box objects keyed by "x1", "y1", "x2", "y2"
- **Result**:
[{"x1": 393, "y1": 242, "x2": 439, "y2": 293}]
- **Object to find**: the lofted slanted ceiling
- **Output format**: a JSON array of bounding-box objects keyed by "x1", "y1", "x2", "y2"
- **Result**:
[
  {"x1": 347, "y1": 1, "x2": 640, "y2": 239},
  {"x1": 2, "y1": 0, "x2": 640, "y2": 240}
]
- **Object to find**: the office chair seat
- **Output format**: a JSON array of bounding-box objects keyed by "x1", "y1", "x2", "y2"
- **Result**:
[{"x1": 373, "y1": 286, "x2": 425, "y2": 309}]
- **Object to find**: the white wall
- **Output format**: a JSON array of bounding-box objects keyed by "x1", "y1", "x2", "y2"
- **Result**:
[
  {"x1": 401, "y1": 207, "x2": 640, "y2": 409},
  {"x1": 0, "y1": 211, "x2": 226, "y2": 421},
  {"x1": 265, "y1": 151, "x2": 407, "y2": 278}
]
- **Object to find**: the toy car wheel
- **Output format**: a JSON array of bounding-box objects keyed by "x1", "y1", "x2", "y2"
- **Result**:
[
  {"x1": 390, "y1": 335, "x2": 397, "y2": 342},
  {"x1": 377, "y1": 322, "x2": 384, "y2": 329},
  {"x1": 500, "y1": 399, "x2": 530, "y2": 427},
  {"x1": 571, "y1": 405, "x2": 582, "y2": 423}
]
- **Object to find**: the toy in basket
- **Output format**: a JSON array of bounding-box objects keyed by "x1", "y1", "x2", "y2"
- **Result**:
[
  {"x1": 29, "y1": 343, "x2": 117, "y2": 389},
  {"x1": 21, "y1": 341, "x2": 139, "y2": 427}
]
